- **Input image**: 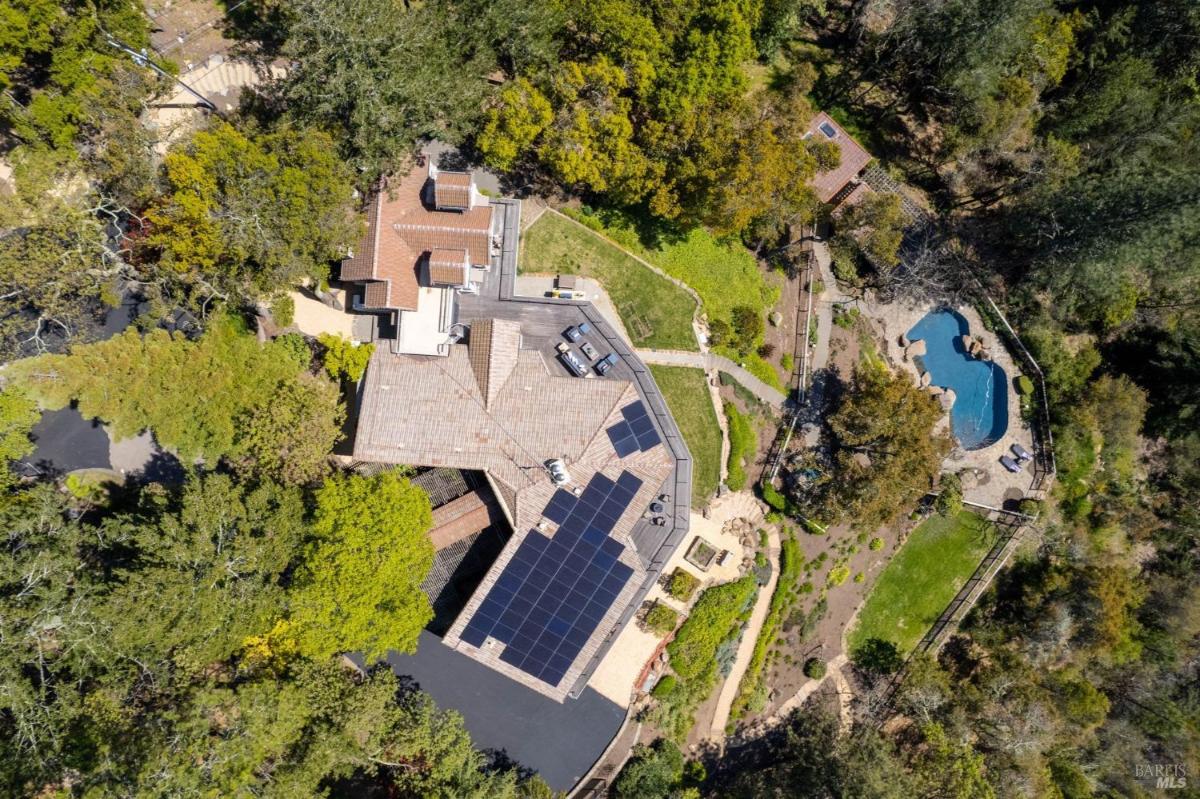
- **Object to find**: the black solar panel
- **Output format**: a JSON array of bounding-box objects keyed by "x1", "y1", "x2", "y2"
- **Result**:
[
  {"x1": 605, "y1": 401, "x2": 661, "y2": 456},
  {"x1": 460, "y1": 471, "x2": 643, "y2": 686}
]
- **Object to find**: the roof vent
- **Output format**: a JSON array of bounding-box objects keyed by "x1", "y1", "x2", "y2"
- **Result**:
[{"x1": 546, "y1": 458, "x2": 570, "y2": 486}]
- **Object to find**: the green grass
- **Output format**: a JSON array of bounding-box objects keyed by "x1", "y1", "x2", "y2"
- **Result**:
[
  {"x1": 562, "y1": 208, "x2": 780, "y2": 333},
  {"x1": 520, "y1": 213, "x2": 698, "y2": 351},
  {"x1": 848, "y1": 511, "x2": 996, "y2": 655},
  {"x1": 649, "y1": 365, "x2": 721, "y2": 507}
]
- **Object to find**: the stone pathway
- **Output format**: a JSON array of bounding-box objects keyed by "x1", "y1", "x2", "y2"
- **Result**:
[{"x1": 636, "y1": 349, "x2": 786, "y2": 409}]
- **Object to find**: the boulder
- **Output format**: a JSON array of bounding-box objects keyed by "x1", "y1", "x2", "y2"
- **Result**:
[
  {"x1": 938, "y1": 392, "x2": 955, "y2": 411},
  {"x1": 943, "y1": 388, "x2": 957, "y2": 408},
  {"x1": 969, "y1": 339, "x2": 982, "y2": 356},
  {"x1": 927, "y1": 385, "x2": 944, "y2": 397},
  {"x1": 769, "y1": 311, "x2": 783, "y2": 326},
  {"x1": 960, "y1": 334, "x2": 973, "y2": 352},
  {"x1": 979, "y1": 349, "x2": 993, "y2": 362},
  {"x1": 920, "y1": 371, "x2": 932, "y2": 388},
  {"x1": 905, "y1": 339, "x2": 927, "y2": 358},
  {"x1": 898, "y1": 333, "x2": 909, "y2": 348}
]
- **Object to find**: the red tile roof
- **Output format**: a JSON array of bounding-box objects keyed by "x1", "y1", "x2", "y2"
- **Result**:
[
  {"x1": 340, "y1": 162, "x2": 494, "y2": 312},
  {"x1": 434, "y1": 171, "x2": 472, "y2": 210},
  {"x1": 807, "y1": 112, "x2": 873, "y2": 204}
]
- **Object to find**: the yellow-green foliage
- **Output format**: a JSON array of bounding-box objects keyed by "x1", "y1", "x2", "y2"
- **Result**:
[
  {"x1": 10, "y1": 314, "x2": 343, "y2": 482},
  {"x1": 644, "y1": 602, "x2": 680, "y2": 637},
  {"x1": 290, "y1": 471, "x2": 434, "y2": 661},
  {"x1": 665, "y1": 568, "x2": 701, "y2": 602},
  {"x1": 319, "y1": 334, "x2": 375, "y2": 382},
  {"x1": 668, "y1": 576, "x2": 757, "y2": 682}
]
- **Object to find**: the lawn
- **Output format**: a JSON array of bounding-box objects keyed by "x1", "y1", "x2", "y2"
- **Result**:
[
  {"x1": 847, "y1": 510, "x2": 996, "y2": 655},
  {"x1": 649, "y1": 365, "x2": 722, "y2": 507},
  {"x1": 520, "y1": 212, "x2": 698, "y2": 351},
  {"x1": 563, "y1": 207, "x2": 780, "y2": 331},
  {"x1": 563, "y1": 208, "x2": 784, "y2": 389}
]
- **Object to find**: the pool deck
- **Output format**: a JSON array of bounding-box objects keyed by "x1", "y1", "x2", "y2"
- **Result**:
[{"x1": 869, "y1": 298, "x2": 1037, "y2": 509}]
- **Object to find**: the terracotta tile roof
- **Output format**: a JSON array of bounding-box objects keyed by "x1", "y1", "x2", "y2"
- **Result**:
[
  {"x1": 467, "y1": 319, "x2": 521, "y2": 409},
  {"x1": 434, "y1": 171, "x2": 472, "y2": 210},
  {"x1": 428, "y1": 248, "x2": 469, "y2": 286},
  {"x1": 807, "y1": 112, "x2": 873, "y2": 204},
  {"x1": 429, "y1": 490, "x2": 505, "y2": 550},
  {"x1": 362, "y1": 281, "x2": 390, "y2": 308},
  {"x1": 339, "y1": 163, "x2": 494, "y2": 312},
  {"x1": 340, "y1": 192, "x2": 382, "y2": 281}
]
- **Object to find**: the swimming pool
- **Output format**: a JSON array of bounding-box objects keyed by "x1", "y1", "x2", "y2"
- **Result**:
[{"x1": 906, "y1": 308, "x2": 1008, "y2": 450}]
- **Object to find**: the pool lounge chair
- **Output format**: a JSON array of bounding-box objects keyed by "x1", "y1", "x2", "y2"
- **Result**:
[
  {"x1": 1011, "y1": 442, "x2": 1033, "y2": 462},
  {"x1": 1000, "y1": 455, "x2": 1022, "y2": 474}
]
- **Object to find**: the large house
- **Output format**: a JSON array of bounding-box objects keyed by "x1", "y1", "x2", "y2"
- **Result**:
[
  {"x1": 340, "y1": 159, "x2": 498, "y2": 355},
  {"x1": 344, "y1": 167, "x2": 689, "y2": 702}
]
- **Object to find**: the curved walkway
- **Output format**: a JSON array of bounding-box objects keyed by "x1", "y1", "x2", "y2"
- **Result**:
[
  {"x1": 708, "y1": 523, "x2": 781, "y2": 741},
  {"x1": 636, "y1": 349, "x2": 787, "y2": 409}
]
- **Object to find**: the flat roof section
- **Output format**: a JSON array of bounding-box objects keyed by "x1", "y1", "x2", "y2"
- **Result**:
[{"x1": 384, "y1": 630, "x2": 625, "y2": 793}]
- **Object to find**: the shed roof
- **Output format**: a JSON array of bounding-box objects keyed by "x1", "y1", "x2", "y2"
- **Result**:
[{"x1": 806, "y1": 112, "x2": 873, "y2": 203}]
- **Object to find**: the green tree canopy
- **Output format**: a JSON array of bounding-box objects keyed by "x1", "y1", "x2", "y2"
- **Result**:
[
  {"x1": 805, "y1": 365, "x2": 952, "y2": 528},
  {"x1": 290, "y1": 471, "x2": 435, "y2": 661},
  {"x1": 9, "y1": 313, "x2": 344, "y2": 483},
  {"x1": 147, "y1": 122, "x2": 360, "y2": 297}
]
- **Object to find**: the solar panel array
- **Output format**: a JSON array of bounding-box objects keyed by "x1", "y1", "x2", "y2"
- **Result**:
[
  {"x1": 606, "y1": 401, "x2": 662, "y2": 458},
  {"x1": 459, "y1": 471, "x2": 642, "y2": 686}
]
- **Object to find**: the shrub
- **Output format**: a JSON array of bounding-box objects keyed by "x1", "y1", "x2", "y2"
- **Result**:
[
  {"x1": 868, "y1": 537, "x2": 884, "y2": 551},
  {"x1": 613, "y1": 739, "x2": 685, "y2": 799},
  {"x1": 668, "y1": 577, "x2": 757, "y2": 681},
  {"x1": 731, "y1": 306, "x2": 764, "y2": 352},
  {"x1": 854, "y1": 572, "x2": 865, "y2": 583},
  {"x1": 1015, "y1": 374, "x2": 1035, "y2": 396},
  {"x1": 272, "y1": 333, "x2": 312, "y2": 370},
  {"x1": 269, "y1": 293, "x2": 295, "y2": 327},
  {"x1": 780, "y1": 352, "x2": 793, "y2": 372},
  {"x1": 756, "y1": 342, "x2": 776, "y2": 358},
  {"x1": 708, "y1": 318, "x2": 732, "y2": 347},
  {"x1": 803, "y1": 657, "x2": 827, "y2": 679},
  {"x1": 666, "y1": 568, "x2": 700, "y2": 602},
  {"x1": 318, "y1": 333, "x2": 374, "y2": 382},
  {"x1": 935, "y1": 472, "x2": 964, "y2": 517},
  {"x1": 827, "y1": 565, "x2": 850, "y2": 586},
  {"x1": 644, "y1": 603, "x2": 680, "y2": 636},
  {"x1": 651, "y1": 674, "x2": 677, "y2": 699},
  {"x1": 760, "y1": 480, "x2": 787, "y2": 511},
  {"x1": 725, "y1": 401, "x2": 755, "y2": 491},
  {"x1": 1019, "y1": 498, "x2": 1044, "y2": 518}
]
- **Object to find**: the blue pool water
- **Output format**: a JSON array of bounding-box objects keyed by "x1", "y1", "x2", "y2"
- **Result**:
[{"x1": 906, "y1": 308, "x2": 1008, "y2": 450}]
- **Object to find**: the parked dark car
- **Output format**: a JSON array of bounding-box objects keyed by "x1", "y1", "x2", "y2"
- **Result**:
[
  {"x1": 1000, "y1": 455, "x2": 1022, "y2": 473},
  {"x1": 594, "y1": 353, "x2": 619, "y2": 375},
  {"x1": 564, "y1": 325, "x2": 582, "y2": 342}
]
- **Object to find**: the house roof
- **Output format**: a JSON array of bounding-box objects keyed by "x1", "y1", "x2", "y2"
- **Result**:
[
  {"x1": 341, "y1": 163, "x2": 494, "y2": 312},
  {"x1": 428, "y1": 248, "x2": 469, "y2": 286},
  {"x1": 807, "y1": 112, "x2": 873, "y2": 203},
  {"x1": 353, "y1": 323, "x2": 675, "y2": 699},
  {"x1": 434, "y1": 171, "x2": 473, "y2": 210},
  {"x1": 362, "y1": 280, "x2": 390, "y2": 308}
]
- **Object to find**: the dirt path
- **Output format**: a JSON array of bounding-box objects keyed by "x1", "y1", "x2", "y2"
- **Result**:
[{"x1": 708, "y1": 525, "x2": 782, "y2": 741}]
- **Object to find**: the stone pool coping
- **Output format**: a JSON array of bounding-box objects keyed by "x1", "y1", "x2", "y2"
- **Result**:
[{"x1": 864, "y1": 297, "x2": 1037, "y2": 508}]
